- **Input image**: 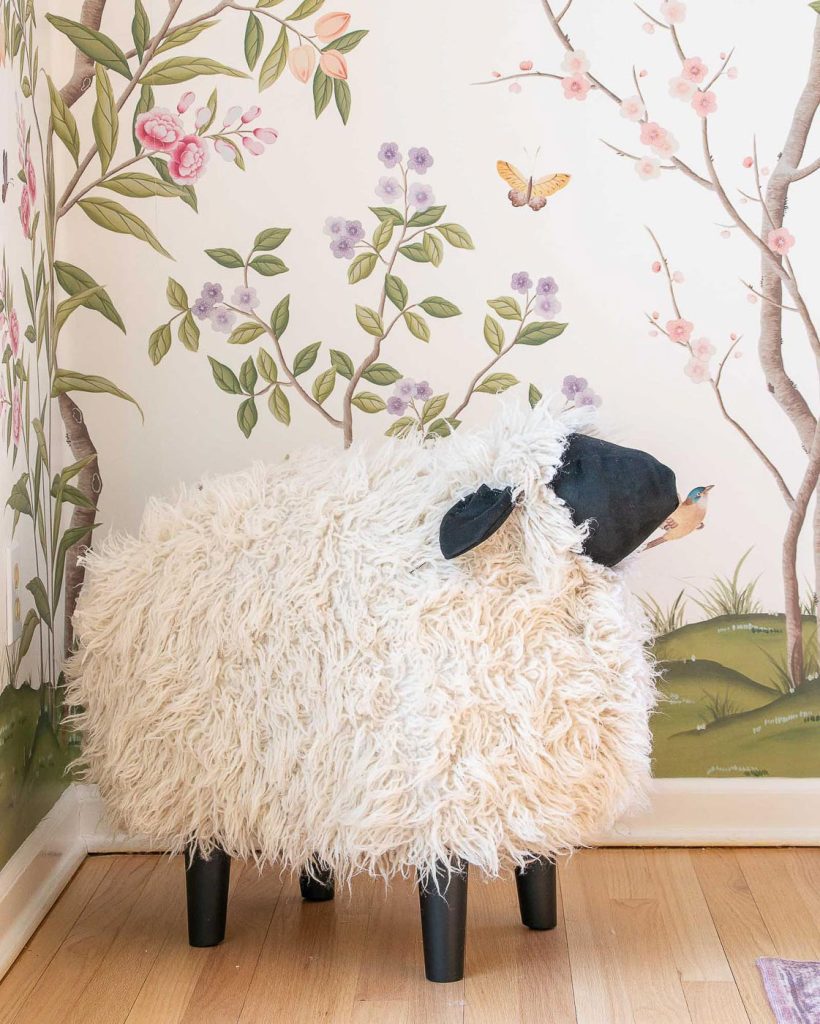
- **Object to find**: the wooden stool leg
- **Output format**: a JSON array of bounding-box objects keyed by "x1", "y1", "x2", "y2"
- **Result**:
[
  {"x1": 418, "y1": 857, "x2": 468, "y2": 983},
  {"x1": 299, "y1": 862, "x2": 335, "y2": 902},
  {"x1": 185, "y1": 845, "x2": 231, "y2": 947},
  {"x1": 515, "y1": 857, "x2": 557, "y2": 931}
]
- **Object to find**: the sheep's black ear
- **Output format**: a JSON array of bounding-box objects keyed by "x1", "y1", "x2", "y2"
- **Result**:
[
  {"x1": 552, "y1": 433, "x2": 678, "y2": 567},
  {"x1": 440, "y1": 484, "x2": 514, "y2": 560}
]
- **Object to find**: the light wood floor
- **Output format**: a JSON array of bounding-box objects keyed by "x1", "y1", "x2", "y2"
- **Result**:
[{"x1": 1, "y1": 848, "x2": 818, "y2": 1023}]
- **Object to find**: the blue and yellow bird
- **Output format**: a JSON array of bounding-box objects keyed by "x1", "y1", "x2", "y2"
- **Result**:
[{"x1": 645, "y1": 485, "x2": 714, "y2": 550}]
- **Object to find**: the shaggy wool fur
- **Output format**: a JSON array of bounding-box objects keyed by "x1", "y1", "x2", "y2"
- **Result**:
[{"x1": 66, "y1": 402, "x2": 657, "y2": 883}]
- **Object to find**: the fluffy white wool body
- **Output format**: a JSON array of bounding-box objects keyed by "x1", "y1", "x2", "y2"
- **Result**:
[{"x1": 67, "y1": 402, "x2": 656, "y2": 883}]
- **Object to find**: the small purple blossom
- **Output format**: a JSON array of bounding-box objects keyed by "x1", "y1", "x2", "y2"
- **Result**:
[
  {"x1": 535, "y1": 293, "x2": 562, "y2": 317},
  {"x1": 395, "y1": 378, "x2": 416, "y2": 400},
  {"x1": 231, "y1": 286, "x2": 260, "y2": 312},
  {"x1": 375, "y1": 176, "x2": 402, "y2": 202},
  {"x1": 191, "y1": 296, "x2": 212, "y2": 320},
  {"x1": 574, "y1": 387, "x2": 602, "y2": 408},
  {"x1": 330, "y1": 236, "x2": 356, "y2": 260},
  {"x1": 201, "y1": 282, "x2": 223, "y2": 304},
  {"x1": 407, "y1": 146, "x2": 434, "y2": 174},
  {"x1": 323, "y1": 216, "x2": 347, "y2": 237},
  {"x1": 510, "y1": 271, "x2": 532, "y2": 294},
  {"x1": 378, "y1": 141, "x2": 402, "y2": 168},
  {"x1": 344, "y1": 219, "x2": 366, "y2": 241},
  {"x1": 408, "y1": 182, "x2": 435, "y2": 212},
  {"x1": 561, "y1": 374, "x2": 588, "y2": 399},
  {"x1": 413, "y1": 380, "x2": 433, "y2": 400},
  {"x1": 209, "y1": 306, "x2": 236, "y2": 334},
  {"x1": 387, "y1": 395, "x2": 408, "y2": 416},
  {"x1": 536, "y1": 276, "x2": 559, "y2": 296}
]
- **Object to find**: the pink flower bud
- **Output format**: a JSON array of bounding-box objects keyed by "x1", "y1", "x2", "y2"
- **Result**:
[
  {"x1": 213, "y1": 138, "x2": 235, "y2": 162},
  {"x1": 651, "y1": 310, "x2": 659, "y2": 319},
  {"x1": 242, "y1": 136, "x2": 265, "y2": 156},
  {"x1": 319, "y1": 49, "x2": 348, "y2": 80},
  {"x1": 638, "y1": 69, "x2": 648, "y2": 77},
  {"x1": 720, "y1": 51, "x2": 727, "y2": 59},
  {"x1": 649, "y1": 329, "x2": 659, "y2": 337},
  {"x1": 195, "y1": 107, "x2": 211, "y2": 129},
  {"x1": 314, "y1": 11, "x2": 351, "y2": 43},
  {"x1": 241, "y1": 106, "x2": 262, "y2": 124},
  {"x1": 253, "y1": 128, "x2": 279, "y2": 145},
  {"x1": 288, "y1": 45, "x2": 316, "y2": 84},
  {"x1": 727, "y1": 67, "x2": 738, "y2": 79},
  {"x1": 746, "y1": 293, "x2": 758, "y2": 304},
  {"x1": 519, "y1": 59, "x2": 533, "y2": 70},
  {"x1": 730, "y1": 332, "x2": 737, "y2": 340},
  {"x1": 491, "y1": 71, "x2": 501, "y2": 78},
  {"x1": 643, "y1": 22, "x2": 655, "y2": 33},
  {"x1": 742, "y1": 156, "x2": 753, "y2": 168},
  {"x1": 509, "y1": 82, "x2": 522, "y2": 94},
  {"x1": 177, "y1": 91, "x2": 195, "y2": 114},
  {"x1": 651, "y1": 261, "x2": 661, "y2": 273},
  {"x1": 223, "y1": 105, "x2": 242, "y2": 126},
  {"x1": 720, "y1": 229, "x2": 731, "y2": 239},
  {"x1": 672, "y1": 270, "x2": 684, "y2": 283}
]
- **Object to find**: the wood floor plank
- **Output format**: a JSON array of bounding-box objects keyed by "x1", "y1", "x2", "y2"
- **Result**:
[
  {"x1": 0, "y1": 856, "x2": 112, "y2": 1024},
  {"x1": 736, "y1": 848, "x2": 820, "y2": 960},
  {"x1": 11, "y1": 855, "x2": 158, "y2": 1024},
  {"x1": 681, "y1": 981, "x2": 750, "y2": 1024}
]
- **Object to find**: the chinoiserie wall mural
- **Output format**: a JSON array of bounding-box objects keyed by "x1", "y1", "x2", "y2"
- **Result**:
[{"x1": 0, "y1": 0, "x2": 817, "y2": 869}]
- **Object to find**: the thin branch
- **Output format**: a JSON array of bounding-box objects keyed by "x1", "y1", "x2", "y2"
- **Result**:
[
  {"x1": 473, "y1": 71, "x2": 563, "y2": 86},
  {"x1": 555, "y1": 0, "x2": 574, "y2": 23},
  {"x1": 740, "y1": 279, "x2": 798, "y2": 312},
  {"x1": 792, "y1": 155, "x2": 820, "y2": 181},
  {"x1": 645, "y1": 227, "x2": 682, "y2": 319},
  {"x1": 602, "y1": 139, "x2": 675, "y2": 169},
  {"x1": 123, "y1": 0, "x2": 231, "y2": 59},
  {"x1": 703, "y1": 48, "x2": 734, "y2": 91},
  {"x1": 752, "y1": 136, "x2": 776, "y2": 231}
]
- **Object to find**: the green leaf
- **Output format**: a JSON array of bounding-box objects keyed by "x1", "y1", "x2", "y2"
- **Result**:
[
  {"x1": 419, "y1": 296, "x2": 460, "y2": 318},
  {"x1": 370, "y1": 206, "x2": 404, "y2": 226},
  {"x1": 52, "y1": 369, "x2": 143, "y2": 418},
  {"x1": 237, "y1": 397, "x2": 258, "y2": 438},
  {"x1": 425, "y1": 417, "x2": 460, "y2": 439},
  {"x1": 143, "y1": 56, "x2": 250, "y2": 86},
  {"x1": 516, "y1": 321, "x2": 568, "y2": 346},
  {"x1": 385, "y1": 416, "x2": 415, "y2": 438},
  {"x1": 7, "y1": 474, "x2": 32, "y2": 516},
  {"x1": 422, "y1": 231, "x2": 444, "y2": 266},
  {"x1": 330, "y1": 349, "x2": 354, "y2": 378},
  {"x1": 351, "y1": 392, "x2": 386, "y2": 413},
  {"x1": 155, "y1": 20, "x2": 218, "y2": 54},
  {"x1": 92, "y1": 65, "x2": 118, "y2": 175},
  {"x1": 325, "y1": 29, "x2": 368, "y2": 53},
  {"x1": 131, "y1": 0, "x2": 150, "y2": 60},
  {"x1": 293, "y1": 341, "x2": 321, "y2": 376},
  {"x1": 148, "y1": 323, "x2": 172, "y2": 364},
  {"x1": 271, "y1": 295, "x2": 290, "y2": 338},
  {"x1": 209, "y1": 356, "x2": 242, "y2": 394},
  {"x1": 45, "y1": 14, "x2": 132, "y2": 78},
  {"x1": 32, "y1": 419, "x2": 49, "y2": 471},
  {"x1": 398, "y1": 243, "x2": 430, "y2": 263},
  {"x1": 228, "y1": 321, "x2": 265, "y2": 345},
  {"x1": 166, "y1": 277, "x2": 188, "y2": 311},
  {"x1": 334, "y1": 77, "x2": 351, "y2": 124},
  {"x1": 18, "y1": 610, "x2": 39, "y2": 660},
  {"x1": 78, "y1": 198, "x2": 172, "y2": 258},
  {"x1": 54, "y1": 286, "x2": 105, "y2": 339},
  {"x1": 385, "y1": 275, "x2": 408, "y2": 310},
  {"x1": 59, "y1": 485, "x2": 96, "y2": 509},
  {"x1": 313, "y1": 67, "x2": 333, "y2": 118},
  {"x1": 372, "y1": 218, "x2": 393, "y2": 253},
  {"x1": 487, "y1": 296, "x2": 522, "y2": 321},
  {"x1": 239, "y1": 355, "x2": 258, "y2": 394},
  {"x1": 528, "y1": 383, "x2": 543, "y2": 409},
  {"x1": 205, "y1": 247, "x2": 244, "y2": 269},
  {"x1": 244, "y1": 12, "x2": 264, "y2": 70},
  {"x1": 475, "y1": 372, "x2": 518, "y2": 394},
  {"x1": 436, "y1": 223, "x2": 474, "y2": 249},
  {"x1": 257, "y1": 348, "x2": 277, "y2": 383},
  {"x1": 54, "y1": 525, "x2": 98, "y2": 606},
  {"x1": 403, "y1": 310, "x2": 430, "y2": 342},
  {"x1": 54, "y1": 261, "x2": 124, "y2": 332},
  {"x1": 100, "y1": 172, "x2": 186, "y2": 199},
  {"x1": 253, "y1": 227, "x2": 290, "y2": 251},
  {"x1": 312, "y1": 367, "x2": 336, "y2": 405},
  {"x1": 362, "y1": 363, "x2": 401, "y2": 386},
  {"x1": 46, "y1": 75, "x2": 80, "y2": 165},
  {"x1": 483, "y1": 315, "x2": 504, "y2": 354},
  {"x1": 269, "y1": 385, "x2": 290, "y2": 425},
  {"x1": 355, "y1": 305, "x2": 383, "y2": 337},
  {"x1": 810, "y1": 1, "x2": 820, "y2": 11},
  {"x1": 407, "y1": 205, "x2": 445, "y2": 228},
  {"x1": 26, "y1": 577, "x2": 51, "y2": 629},
  {"x1": 287, "y1": 0, "x2": 324, "y2": 19},
  {"x1": 348, "y1": 252, "x2": 377, "y2": 284},
  {"x1": 249, "y1": 254, "x2": 288, "y2": 277},
  {"x1": 259, "y1": 25, "x2": 288, "y2": 90},
  {"x1": 178, "y1": 311, "x2": 200, "y2": 351},
  {"x1": 422, "y1": 393, "x2": 447, "y2": 424}
]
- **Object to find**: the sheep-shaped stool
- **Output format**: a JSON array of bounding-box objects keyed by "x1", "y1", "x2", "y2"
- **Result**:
[{"x1": 66, "y1": 402, "x2": 677, "y2": 982}]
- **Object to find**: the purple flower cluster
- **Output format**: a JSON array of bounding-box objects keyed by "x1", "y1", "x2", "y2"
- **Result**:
[
  {"x1": 509, "y1": 273, "x2": 561, "y2": 315},
  {"x1": 378, "y1": 141, "x2": 402, "y2": 168},
  {"x1": 376, "y1": 176, "x2": 402, "y2": 202},
  {"x1": 407, "y1": 146, "x2": 434, "y2": 174},
  {"x1": 408, "y1": 181, "x2": 435, "y2": 212},
  {"x1": 510, "y1": 271, "x2": 532, "y2": 294},
  {"x1": 325, "y1": 216, "x2": 366, "y2": 260},
  {"x1": 561, "y1": 374, "x2": 602, "y2": 408},
  {"x1": 387, "y1": 378, "x2": 433, "y2": 416},
  {"x1": 192, "y1": 282, "x2": 237, "y2": 333}
]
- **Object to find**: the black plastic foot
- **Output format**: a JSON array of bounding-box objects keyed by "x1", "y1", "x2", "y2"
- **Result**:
[
  {"x1": 185, "y1": 845, "x2": 231, "y2": 947},
  {"x1": 299, "y1": 863, "x2": 335, "y2": 902},
  {"x1": 515, "y1": 857, "x2": 557, "y2": 931},
  {"x1": 418, "y1": 857, "x2": 468, "y2": 983}
]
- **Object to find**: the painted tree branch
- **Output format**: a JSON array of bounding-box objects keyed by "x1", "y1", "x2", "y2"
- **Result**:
[{"x1": 58, "y1": 0, "x2": 108, "y2": 106}]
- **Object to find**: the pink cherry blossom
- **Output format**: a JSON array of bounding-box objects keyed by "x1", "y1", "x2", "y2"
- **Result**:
[
  {"x1": 509, "y1": 82, "x2": 522, "y2": 94},
  {"x1": 8, "y1": 310, "x2": 20, "y2": 357},
  {"x1": 691, "y1": 90, "x2": 718, "y2": 117},
  {"x1": 635, "y1": 156, "x2": 661, "y2": 180},
  {"x1": 241, "y1": 106, "x2": 262, "y2": 124},
  {"x1": 767, "y1": 226, "x2": 795, "y2": 255},
  {"x1": 643, "y1": 22, "x2": 655, "y2": 33},
  {"x1": 652, "y1": 311, "x2": 660, "y2": 319},
  {"x1": 561, "y1": 50, "x2": 590, "y2": 75},
  {"x1": 747, "y1": 293, "x2": 758, "y2": 304},
  {"x1": 19, "y1": 185, "x2": 31, "y2": 238},
  {"x1": 319, "y1": 49, "x2": 348, "y2": 80},
  {"x1": 684, "y1": 357, "x2": 711, "y2": 383},
  {"x1": 177, "y1": 91, "x2": 195, "y2": 114},
  {"x1": 651, "y1": 261, "x2": 662, "y2": 273},
  {"x1": 682, "y1": 57, "x2": 708, "y2": 83},
  {"x1": 742, "y1": 156, "x2": 753, "y2": 168},
  {"x1": 668, "y1": 76, "x2": 696, "y2": 101},
  {"x1": 620, "y1": 95, "x2": 646, "y2": 121},
  {"x1": 561, "y1": 74, "x2": 591, "y2": 101},
  {"x1": 666, "y1": 318, "x2": 694, "y2": 343},
  {"x1": 661, "y1": 0, "x2": 687, "y2": 24},
  {"x1": 519, "y1": 59, "x2": 533, "y2": 70},
  {"x1": 135, "y1": 108, "x2": 186, "y2": 152},
  {"x1": 168, "y1": 135, "x2": 209, "y2": 183},
  {"x1": 25, "y1": 152, "x2": 36, "y2": 201},
  {"x1": 640, "y1": 121, "x2": 667, "y2": 147},
  {"x1": 12, "y1": 386, "x2": 21, "y2": 447},
  {"x1": 691, "y1": 337, "x2": 715, "y2": 360},
  {"x1": 242, "y1": 136, "x2": 265, "y2": 157},
  {"x1": 652, "y1": 132, "x2": 679, "y2": 158},
  {"x1": 672, "y1": 270, "x2": 685, "y2": 283},
  {"x1": 253, "y1": 128, "x2": 278, "y2": 145}
]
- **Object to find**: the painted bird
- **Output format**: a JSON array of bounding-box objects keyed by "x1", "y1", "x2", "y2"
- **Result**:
[{"x1": 644, "y1": 485, "x2": 714, "y2": 550}]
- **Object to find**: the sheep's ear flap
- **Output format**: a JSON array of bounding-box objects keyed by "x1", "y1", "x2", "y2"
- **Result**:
[{"x1": 439, "y1": 484, "x2": 515, "y2": 560}]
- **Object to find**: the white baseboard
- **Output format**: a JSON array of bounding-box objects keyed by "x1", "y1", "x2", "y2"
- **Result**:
[{"x1": 2, "y1": 777, "x2": 819, "y2": 981}]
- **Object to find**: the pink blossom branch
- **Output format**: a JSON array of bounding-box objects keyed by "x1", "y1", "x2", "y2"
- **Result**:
[
  {"x1": 792, "y1": 155, "x2": 820, "y2": 181},
  {"x1": 473, "y1": 71, "x2": 563, "y2": 86},
  {"x1": 602, "y1": 139, "x2": 675, "y2": 170},
  {"x1": 556, "y1": 0, "x2": 574, "y2": 23},
  {"x1": 740, "y1": 279, "x2": 798, "y2": 313}
]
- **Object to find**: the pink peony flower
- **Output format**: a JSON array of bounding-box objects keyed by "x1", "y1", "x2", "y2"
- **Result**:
[
  {"x1": 168, "y1": 135, "x2": 209, "y2": 183},
  {"x1": 691, "y1": 337, "x2": 715, "y2": 360},
  {"x1": 561, "y1": 50, "x2": 590, "y2": 75},
  {"x1": 635, "y1": 156, "x2": 661, "y2": 180},
  {"x1": 666, "y1": 318, "x2": 694, "y2": 343},
  {"x1": 25, "y1": 152, "x2": 36, "y2": 201},
  {"x1": 691, "y1": 90, "x2": 718, "y2": 117},
  {"x1": 242, "y1": 136, "x2": 265, "y2": 157},
  {"x1": 561, "y1": 74, "x2": 591, "y2": 101},
  {"x1": 640, "y1": 121, "x2": 667, "y2": 148},
  {"x1": 682, "y1": 57, "x2": 708, "y2": 83},
  {"x1": 253, "y1": 128, "x2": 278, "y2": 145},
  {"x1": 135, "y1": 108, "x2": 186, "y2": 152},
  {"x1": 668, "y1": 76, "x2": 696, "y2": 101},
  {"x1": 767, "y1": 226, "x2": 795, "y2": 255},
  {"x1": 241, "y1": 106, "x2": 262, "y2": 124},
  {"x1": 684, "y1": 357, "x2": 711, "y2": 383},
  {"x1": 19, "y1": 185, "x2": 31, "y2": 238},
  {"x1": 314, "y1": 11, "x2": 350, "y2": 43},
  {"x1": 11, "y1": 386, "x2": 21, "y2": 447},
  {"x1": 519, "y1": 59, "x2": 533, "y2": 71},
  {"x1": 319, "y1": 49, "x2": 348, "y2": 80},
  {"x1": 661, "y1": 0, "x2": 686, "y2": 24},
  {"x1": 619, "y1": 95, "x2": 646, "y2": 121},
  {"x1": 8, "y1": 310, "x2": 19, "y2": 357},
  {"x1": 653, "y1": 132, "x2": 679, "y2": 158},
  {"x1": 177, "y1": 91, "x2": 195, "y2": 114}
]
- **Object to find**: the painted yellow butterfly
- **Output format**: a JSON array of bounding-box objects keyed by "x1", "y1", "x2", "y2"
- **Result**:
[{"x1": 496, "y1": 160, "x2": 571, "y2": 211}]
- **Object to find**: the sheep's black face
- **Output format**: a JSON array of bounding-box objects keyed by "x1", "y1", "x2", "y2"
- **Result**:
[{"x1": 439, "y1": 433, "x2": 678, "y2": 567}]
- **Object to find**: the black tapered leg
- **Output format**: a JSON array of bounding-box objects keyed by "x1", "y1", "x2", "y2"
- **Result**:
[
  {"x1": 418, "y1": 857, "x2": 468, "y2": 983},
  {"x1": 185, "y1": 845, "x2": 231, "y2": 947},
  {"x1": 299, "y1": 862, "x2": 335, "y2": 902},
  {"x1": 515, "y1": 857, "x2": 557, "y2": 931}
]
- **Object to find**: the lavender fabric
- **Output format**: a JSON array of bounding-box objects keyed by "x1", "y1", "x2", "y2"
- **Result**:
[{"x1": 757, "y1": 958, "x2": 820, "y2": 1023}]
